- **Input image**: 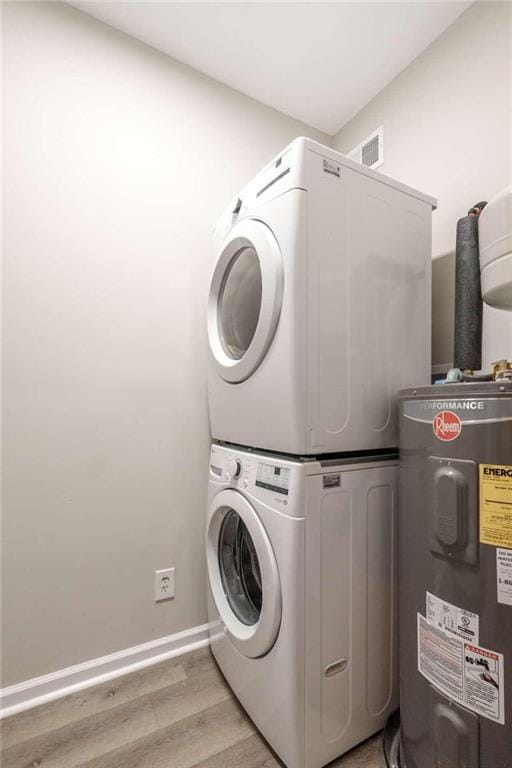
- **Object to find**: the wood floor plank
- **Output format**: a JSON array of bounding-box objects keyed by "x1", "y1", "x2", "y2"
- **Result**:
[
  {"x1": 0, "y1": 648, "x2": 214, "y2": 752},
  {"x1": 328, "y1": 734, "x2": 386, "y2": 767},
  {"x1": 0, "y1": 663, "x2": 187, "y2": 750},
  {"x1": 0, "y1": 648, "x2": 387, "y2": 768},
  {"x1": 74, "y1": 698, "x2": 255, "y2": 768},
  {"x1": 0, "y1": 666, "x2": 231, "y2": 768},
  {"x1": 189, "y1": 729, "x2": 387, "y2": 768},
  {"x1": 179, "y1": 648, "x2": 217, "y2": 679},
  {"x1": 190, "y1": 733, "x2": 281, "y2": 768}
]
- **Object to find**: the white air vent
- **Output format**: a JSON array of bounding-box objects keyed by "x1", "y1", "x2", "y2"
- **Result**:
[{"x1": 347, "y1": 126, "x2": 383, "y2": 170}]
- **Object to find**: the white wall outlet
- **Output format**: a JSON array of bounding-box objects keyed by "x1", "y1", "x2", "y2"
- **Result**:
[{"x1": 154, "y1": 567, "x2": 175, "y2": 602}]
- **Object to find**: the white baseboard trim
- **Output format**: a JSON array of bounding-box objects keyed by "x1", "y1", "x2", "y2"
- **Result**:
[{"x1": 0, "y1": 622, "x2": 212, "y2": 719}]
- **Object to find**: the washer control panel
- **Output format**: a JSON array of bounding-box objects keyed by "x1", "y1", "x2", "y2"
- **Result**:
[
  {"x1": 209, "y1": 445, "x2": 299, "y2": 512},
  {"x1": 210, "y1": 450, "x2": 254, "y2": 485},
  {"x1": 255, "y1": 463, "x2": 290, "y2": 496}
]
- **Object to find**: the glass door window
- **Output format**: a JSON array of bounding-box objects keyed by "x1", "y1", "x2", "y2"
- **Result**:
[
  {"x1": 219, "y1": 247, "x2": 262, "y2": 361},
  {"x1": 208, "y1": 219, "x2": 283, "y2": 383},
  {"x1": 219, "y1": 509, "x2": 262, "y2": 625},
  {"x1": 207, "y1": 489, "x2": 282, "y2": 658}
]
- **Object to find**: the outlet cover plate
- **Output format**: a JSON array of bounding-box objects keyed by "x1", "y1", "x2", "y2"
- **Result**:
[{"x1": 155, "y1": 567, "x2": 175, "y2": 602}]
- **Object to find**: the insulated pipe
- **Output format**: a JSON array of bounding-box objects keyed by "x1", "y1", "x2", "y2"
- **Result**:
[{"x1": 453, "y1": 202, "x2": 487, "y2": 372}]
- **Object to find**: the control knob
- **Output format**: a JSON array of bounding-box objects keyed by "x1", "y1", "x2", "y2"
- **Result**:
[{"x1": 226, "y1": 459, "x2": 242, "y2": 481}]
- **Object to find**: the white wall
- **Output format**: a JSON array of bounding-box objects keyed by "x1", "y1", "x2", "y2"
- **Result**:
[
  {"x1": 4, "y1": 0, "x2": 510, "y2": 691},
  {"x1": 1, "y1": 1, "x2": 328, "y2": 687},
  {"x1": 333, "y1": 1, "x2": 512, "y2": 371}
]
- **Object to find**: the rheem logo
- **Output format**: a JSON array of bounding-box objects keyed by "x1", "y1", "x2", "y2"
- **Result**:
[{"x1": 433, "y1": 410, "x2": 462, "y2": 441}]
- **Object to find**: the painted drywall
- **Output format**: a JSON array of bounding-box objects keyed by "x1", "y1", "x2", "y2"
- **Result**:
[
  {"x1": 1, "y1": 1, "x2": 328, "y2": 687},
  {"x1": 69, "y1": 1, "x2": 470, "y2": 134},
  {"x1": 333, "y1": 1, "x2": 512, "y2": 371}
]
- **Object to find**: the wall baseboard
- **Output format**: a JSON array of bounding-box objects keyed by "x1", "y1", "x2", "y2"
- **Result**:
[{"x1": 0, "y1": 622, "x2": 212, "y2": 719}]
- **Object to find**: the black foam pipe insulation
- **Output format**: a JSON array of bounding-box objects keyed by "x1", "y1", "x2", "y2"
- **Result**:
[{"x1": 453, "y1": 202, "x2": 487, "y2": 371}]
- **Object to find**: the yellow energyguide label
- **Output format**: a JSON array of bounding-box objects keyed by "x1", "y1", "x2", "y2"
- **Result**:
[{"x1": 480, "y1": 464, "x2": 512, "y2": 548}]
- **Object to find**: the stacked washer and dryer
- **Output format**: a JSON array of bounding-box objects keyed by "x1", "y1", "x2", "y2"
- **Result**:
[{"x1": 205, "y1": 137, "x2": 436, "y2": 768}]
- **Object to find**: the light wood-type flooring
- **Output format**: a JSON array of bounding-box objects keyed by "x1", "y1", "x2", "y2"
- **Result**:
[{"x1": 0, "y1": 647, "x2": 386, "y2": 768}]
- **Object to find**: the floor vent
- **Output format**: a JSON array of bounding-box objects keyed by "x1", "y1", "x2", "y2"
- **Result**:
[{"x1": 347, "y1": 126, "x2": 383, "y2": 170}]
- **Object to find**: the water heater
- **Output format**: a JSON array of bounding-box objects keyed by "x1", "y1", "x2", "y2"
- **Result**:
[{"x1": 398, "y1": 382, "x2": 512, "y2": 768}]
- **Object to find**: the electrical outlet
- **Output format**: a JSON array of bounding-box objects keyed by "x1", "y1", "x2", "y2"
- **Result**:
[{"x1": 155, "y1": 567, "x2": 175, "y2": 602}]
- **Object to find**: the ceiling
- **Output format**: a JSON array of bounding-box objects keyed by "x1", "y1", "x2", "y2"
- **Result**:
[{"x1": 70, "y1": 1, "x2": 471, "y2": 135}]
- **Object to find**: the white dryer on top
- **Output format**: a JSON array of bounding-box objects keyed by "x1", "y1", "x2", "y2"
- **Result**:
[{"x1": 207, "y1": 137, "x2": 436, "y2": 455}]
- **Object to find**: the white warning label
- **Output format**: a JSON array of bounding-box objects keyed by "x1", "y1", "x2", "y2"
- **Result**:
[
  {"x1": 464, "y1": 644, "x2": 504, "y2": 723},
  {"x1": 418, "y1": 614, "x2": 505, "y2": 724},
  {"x1": 497, "y1": 548, "x2": 512, "y2": 606},
  {"x1": 426, "y1": 591, "x2": 479, "y2": 644},
  {"x1": 417, "y1": 614, "x2": 464, "y2": 701}
]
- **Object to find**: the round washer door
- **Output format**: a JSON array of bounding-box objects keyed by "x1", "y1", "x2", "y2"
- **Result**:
[
  {"x1": 207, "y1": 488, "x2": 282, "y2": 658},
  {"x1": 207, "y1": 219, "x2": 283, "y2": 383}
]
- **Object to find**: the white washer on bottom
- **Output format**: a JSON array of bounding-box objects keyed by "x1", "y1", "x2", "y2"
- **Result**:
[{"x1": 206, "y1": 443, "x2": 398, "y2": 768}]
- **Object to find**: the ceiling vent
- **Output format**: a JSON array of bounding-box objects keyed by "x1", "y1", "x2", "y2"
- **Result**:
[{"x1": 347, "y1": 126, "x2": 383, "y2": 170}]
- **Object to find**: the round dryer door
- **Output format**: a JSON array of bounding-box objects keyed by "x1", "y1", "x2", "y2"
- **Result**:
[
  {"x1": 207, "y1": 219, "x2": 283, "y2": 383},
  {"x1": 207, "y1": 489, "x2": 282, "y2": 658}
]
